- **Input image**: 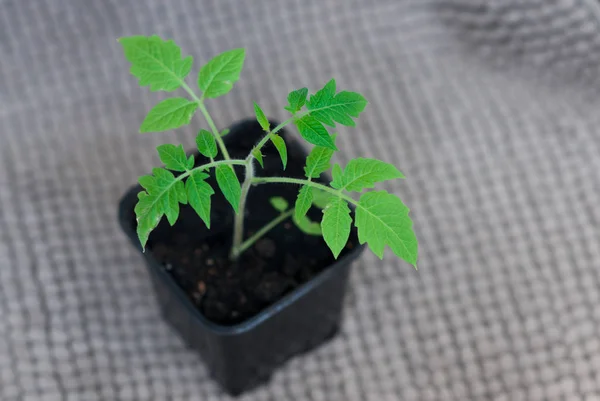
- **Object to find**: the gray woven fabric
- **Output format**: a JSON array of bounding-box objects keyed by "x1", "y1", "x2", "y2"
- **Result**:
[{"x1": 2, "y1": 0, "x2": 600, "y2": 399}]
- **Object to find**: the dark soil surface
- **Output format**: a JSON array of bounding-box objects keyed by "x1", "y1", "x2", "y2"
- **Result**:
[{"x1": 142, "y1": 121, "x2": 356, "y2": 325}]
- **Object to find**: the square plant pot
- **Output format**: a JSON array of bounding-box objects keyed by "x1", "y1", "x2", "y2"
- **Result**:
[{"x1": 118, "y1": 119, "x2": 364, "y2": 395}]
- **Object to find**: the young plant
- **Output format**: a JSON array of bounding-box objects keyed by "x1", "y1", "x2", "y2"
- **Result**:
[{"x1": 119, "y1": 35, "x2": 419, "y2": 268}]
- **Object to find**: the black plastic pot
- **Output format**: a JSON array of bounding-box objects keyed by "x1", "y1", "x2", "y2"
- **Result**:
[{"x1": 118, "y1": 120, "x2": 364, "y2": 395}]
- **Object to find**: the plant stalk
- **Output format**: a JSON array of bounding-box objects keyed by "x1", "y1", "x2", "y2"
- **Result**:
[
  {"x1": 229, "y1": 117, "x2": 297, "y2": 260},
  {"x1": 198, "y1": 102, "x2": 231, "y2": 160},
  {"x1": 181, "y1": 159, "x2": 246, "y2": 180},
  {"x1": 180, "y1": 81, "x2": 231, "y2": 160},
  {"x1": 233, "y1": 209, "x2": 294, "y2": 257},
  {"x1": 174, "y1": 82, "x2": 319, "y2": 261},
  {"x1": 226, "y1": 176, "x2": 356, "y2": 259},
  {"x1": 230, "y1": 157, "x2": 255, "y2": 260},
  {"x1": 251, "y1": 176, "x2": 356, "y2": 205},
  {"x1": 251, "y1": 116, "x2": 295, "y2": 155}
]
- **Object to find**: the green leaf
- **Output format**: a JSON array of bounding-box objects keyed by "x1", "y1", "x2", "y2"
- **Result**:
[
  {"x1": 135, "y1": 192, "x2": 161, "y2": 250},
  {"x1": 174, "y1": 178, "x2": 187, "y2": 205},
  {"x1": 321, "y1": 197, "x2": 352, "y2": 258},
  {"x1": 285, "y1": 87, "x2": 308, "y2": 113},
  {"x1": 135, "y1": 167, "x2": 187, "y2": 249},
  {"x1": 252, "y1": 149, "x2": 264, "y2": 168},
  {"x1": 307, "y1": 79, "x2": 368, "y2": 127},
  {"x1": 293, "y1": 215, "x2": 322, "y2": 236},
  {"x1": 304, "y1": 140, "x2": 336, "y2": 178},
  {"x1": 270, "y1": 134, "x2": 287, "y2": 169},
  {"x1": 195, "y1": 129, "x2": 217, "y2": 158},
  {"x1": 157, "y1": 144, "x2": 189, "y2": 172},
  {"x1": 140, "y1": 98, "x2": 198, "y2": 133},
  {"x1": 295, "y1": 115, "x2": 336, "y2": 150},
  {"x1": 154, "y1": 168, "x2": 185, "y2": 225},
  {"x1": 215, "y1": 164, "x2": 241, "y2": 213},
  {"x1": 312, "y1": 187, "x2": 334, "y2": 209},
  {"x1": 331, "y1": 163, "x2": 343, "y2": 182},
  {"x1": 355, "y1": 191, "x2": 418, "y2": 266},
  {"x1": 220, "y1": 128, "x2": 230, "y2": 137},
  {"x1": 254, "y1": 102, "x2": 270, "y2": 132},
  {"x1": 187, "y1": 155, "x2": 195, "y2": 170},
  {"x1": 294, "y1": 185, "x2": 313, "y2": 221},
  {"x1": 186, "y1": 170, "x2": 214, "y2": 228},
  {"x1": 138, "y1": 175, "x2": 159, "y2": 193},
  {"x1": 118, "y1": 35, "x2": 193, "y2": 92},
  {"x1": 331, "y1": 158, "x2": 405, "y2": 192},
  {"x1": 270, "y1": 196, "x2": 288, "y2": 212},
  {"x1": 309, "y1": 79, "x2": 336, "y2": 108},
  {"x1": 198, "y1": 48, "x2": 245, "y2": 98}
]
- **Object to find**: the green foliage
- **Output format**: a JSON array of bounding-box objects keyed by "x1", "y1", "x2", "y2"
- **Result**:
[
  {"x1": 294, "y1": 185, "x2": 313, "y2": 221},
  {"x1": 187, "y1": 155, "x2": 195, "y2": 170},
  {"x1": 308, "y1": 79, "x2": 335, "y2": 109},
  {"x1": 135, "y1": 193, "x2": 161, "y2": 250},
  {"x1": 140, "y1": 98, "x2": 198, "y2": 133},
  {"x1": 331, "y1": 164, "x2": 343, "y2": 183},
  {"x1": 196, "y1": 129, "x2": 217, "y2": 158},
  {"x1": 355, "y1": 191, "x2": 418, "y2": 267},
  {"x1": 331, "y1": 158, "x2": 404, "y2": 192},
  {"x1": 198, "y1": 48, "x2": 245, "y2": 98},
  {"x1": 321, "y1": 198, "x2": 351, "y2": 258},
  {"x1": 294, "y1": 115, "x2": 336, "y2": 150},
  {"x1": 253, "y1": 102, "x2": 270, "y2": 132},
  {"x1": 186, "y1": 170, "x2": 214, "y2": 228},
  {"x1": 293, "y1": 215, "x2": 322, "y2": 236},
  {"x1": 269, "y1": 195, "x2": 322, "y2": 236},
  {"x1": 123, "y1": 40, "x2": 417, "y2": 267},
  {"x1": 118, "y1": 35, "x2": 193, "y2": 92},
  {"x1": 304, "y1": 141, "x2": 336, "y2": 179},
  {"x1": 252, "y1": 149, "x2": 264, "y2": 168},
  {"x1": 215, "y1": 165, "x2": 241, "y2": 213},
  {"x1": 311, "y1": 187, "x2": 333, "y2": 208},
  {"x1": 136, "y1": 168, "x2": 187, "y2": 249},
  {"x1": 285, "y1": 88, "x2": 308, "y2": 113},
  {"x1": 157, "y1": 144, "x2": 189, "y2": 172},
  {"x1": 270, "y1": 134, "x2": 287, "y2": 169},
  {"x1": 269, "y1": 196, "x2": 288, "y2": 212},
  {"x1": 307, "y1": 79, "x2": 367, "y2": 127}
]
